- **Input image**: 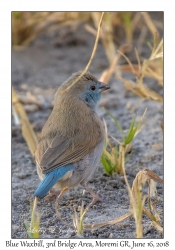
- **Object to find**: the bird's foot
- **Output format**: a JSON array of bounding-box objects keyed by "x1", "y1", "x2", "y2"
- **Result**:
[
  {"x1": 81, "y1": 183, "x2": 103, "y2": 205},
  {"x1": 91, "y1": 193, "x2": 103, "y2": 205},
  {"x1": 44, "y1": 188, "x2": 60, "y2": 201}
]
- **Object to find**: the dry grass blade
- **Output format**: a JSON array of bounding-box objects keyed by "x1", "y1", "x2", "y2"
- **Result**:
[
  {"x1": 55, "y1": 183, "x2": 132, "y2": 233},
  {"x1": 56, "y1": 201, "x2": 132, "y2": 232},
  {"x1": 132, "y1": 171, "x2": 147, "y2": 201},
  {"x1": 131, "y1": 169, "x2": 163, "y2": 235},
  {"x1": 119, "y1": 63, "x2": 163, "y2": 85},
  {"x1": 85, "y1": 24, "x2": 99, "y2": 37},
  {"x1": 146, "y1": 66, "x2": 163, "y2": 86},
  {"x1": 151, "y1": 221, "x2": 163, "y2": 233},
  {"x1": 99, "y1": 44, "x2": 129, "y2": 83},
  {"x1": 123, "y1": 166, "x2": 163, "y2": 238},
  {"x1": 12, "y1": 105, "x2": 20, "y2": 125},
  {"x1": 18, "y1": 92, "x2": 43, "y2": 108},
  {"x1": 12, "y1": 12, "x2": 91, "y2": 47},
  {"x1": 61, "y1": 12, "x2": 105, "y2": 94},
  {"x1": 103, "y1": 118, "x2": 111, "y2": 149},
  {"x1": 144, "y1": 169, "x2": 163, "y2": 183},
  {"x1": 117, "y1": 32, "x2": 163, "y2": 102},
  {"x1": 149, "y1": 38, "x2": 163, "y2": 60},
  {"x1": 141, "y1": 12, "x2": 159, "y2": 39},
  {"x1": 12, "y1": 87, "x2": 38, "y2": 156},
  {"x1": 84, "y1": 212, "x2": 132, "y2": 230},
  {"x1": 110, "y1": 135, "x2": 122, "y2": 146},
  {"x1": 117, "y1": 50, "x2": 137, "y2": 76},
  {"x1": 142, "y1": 206, "x2": 162, "y2": 235},
  {"x1": 121, "y1": 147, "x2": 144, "y2": 238},
  {"x1": 122, "y1": 79, "x2": 163, "y2": 102},
  {"x1": 143, "y1": 206, "x2": 163, "y2": 234},
  {"x1": 71, "y1": 202, "x2": 91, "y2": 235},
  {"x1": 132, "y1": 169, "x2": 163, "y2": 201},
  {"x1": 148, "y1": 179, "x2": 157, "y2": 198},
  {"x1": 131, "y1": 188, "x2": 144, "y2": 237},
  {"x1": 91, "y1": 12, "x2": 116, "y2": 63}
]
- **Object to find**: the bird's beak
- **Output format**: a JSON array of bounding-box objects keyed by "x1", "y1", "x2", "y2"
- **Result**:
[{"x1": 99, "y1": 82, "x2": 110, "y2": 92}]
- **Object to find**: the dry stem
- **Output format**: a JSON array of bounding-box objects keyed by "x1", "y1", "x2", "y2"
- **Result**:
[{"x1": 61, "y1": 12, "x2": 105, "y2": 94}]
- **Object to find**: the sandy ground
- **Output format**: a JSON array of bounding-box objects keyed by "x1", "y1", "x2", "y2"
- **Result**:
[{"x1": 12, "y1": 21, "x2": 163, "y2": 239}]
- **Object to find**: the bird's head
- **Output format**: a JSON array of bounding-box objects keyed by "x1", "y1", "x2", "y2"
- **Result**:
[{"x1": 57, "y1": 71, "x2": 110, "y2": 108}]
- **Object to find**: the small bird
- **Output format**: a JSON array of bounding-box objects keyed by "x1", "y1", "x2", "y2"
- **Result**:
[{"x1": 34, "y1": 71, "x2": 110, "y2": 204}]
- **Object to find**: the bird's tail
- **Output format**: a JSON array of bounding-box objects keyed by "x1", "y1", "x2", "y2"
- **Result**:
[{"x1": 34, "y1": 165, "x2": 74, "y2": 198}]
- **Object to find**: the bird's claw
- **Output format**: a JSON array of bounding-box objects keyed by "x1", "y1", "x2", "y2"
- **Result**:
[
  {"x1": 44, "y1": 189, "x2": 60, "y2": 201},
  {"x1": 91, "y1": 194, "x2": 103, "y2": 205}
]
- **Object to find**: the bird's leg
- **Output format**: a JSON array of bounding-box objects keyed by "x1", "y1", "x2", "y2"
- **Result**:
[
  {"x1": 44, "y1": 188, "x2": 60, "y2": 201},
  {"x1": 57, "y1": 187, "x2": 68, "y2": 203},
  {"x1": 56, "y1": 187, "x2": 69, "y2": 218},
  {"x1": 81, "y1": 183, "x2": 102, "y2": 204}
]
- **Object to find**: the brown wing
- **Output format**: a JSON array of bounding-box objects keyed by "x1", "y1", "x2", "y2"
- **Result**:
[{"x1": 35, "y1": 132, "x2": 98, "y2": 174}]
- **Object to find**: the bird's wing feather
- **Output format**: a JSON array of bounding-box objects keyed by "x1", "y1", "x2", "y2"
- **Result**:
[{"x1": 35, "y1": 132, "x2": 99, "y2": 174}]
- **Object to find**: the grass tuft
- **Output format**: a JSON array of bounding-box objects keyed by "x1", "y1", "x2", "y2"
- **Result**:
[
  {"x1": 24, "y1": 198, "x2": 40, "y2": 238},
  {"x1": 101, "y1": 109, "x2": 146, "y2": 176}
]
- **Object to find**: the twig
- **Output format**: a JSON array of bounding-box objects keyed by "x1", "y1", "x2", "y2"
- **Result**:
[
  {"x1": 12, "y1": 87, "x2": 38, "y2": 156},
  {"x1": 61, "y1": 12, "x2": 105, "y2": 94}
]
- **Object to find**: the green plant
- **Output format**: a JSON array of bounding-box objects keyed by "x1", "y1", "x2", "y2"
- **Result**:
[
  {"x1": 101, "y1": 108, "x2": 146, "y2": 176},
  {"x1": 71, "y1": 201, "x2": 90, "y2": 235},
  {"x1": 121, "y1": 12, "x2": 133, "y2": 44},
  {"x1": 24, "y1": 198, "x2": 40, "y2": 238},
  {"x1": 100, "y1": 144, "x2": 119, "y2": 176}
]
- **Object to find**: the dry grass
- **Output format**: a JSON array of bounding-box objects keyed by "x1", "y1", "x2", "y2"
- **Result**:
[
  {"x1": 62, "y1": 12, "x2": 105, "y2": 94},
  {"x1": 100, "y1": 108, "x2": 163, "y2": 238},
  {"x1": 131, "y1": 169, "x2": 163, "y2": 237},
  {"x1": 12, "y1": 12, "x2": 91, "y2": 47},
  {"x1": 99, "y1": 44, "x2": 130, "y2": 83},
  {"x1": 91, "y1": 12, "x2": 116, "y2": 63},
  {"x1": 123, "y1": 166, "x2": 163, "y2": 237},
  {"x1": 56, "y1": 200, "x2": 132, "y2": 233},
  {"x1": 89, "y1": 12, "x2": 163, "y2": 103},
  {"x1": 56, "y1": 145, "x2": 163, "y2": 238},
  {"x1": 12, "y1": 87, "x2": 37, "y2": 156},
  {"x1": 117, "y1": 33, "x2": 163, "y2": 102},
  {"x1": 12, "y1": 11, "x2": 163, "y2": 101}
]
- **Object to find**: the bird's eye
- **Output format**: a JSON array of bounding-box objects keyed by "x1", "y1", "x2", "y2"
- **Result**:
[{"x1": 90, "y1": 85, "x2": 96, "y2": 91}]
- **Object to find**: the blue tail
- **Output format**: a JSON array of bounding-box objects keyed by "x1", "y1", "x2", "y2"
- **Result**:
[{"x1": 34, "y1": 165, "x2": 74, "y2": 198}]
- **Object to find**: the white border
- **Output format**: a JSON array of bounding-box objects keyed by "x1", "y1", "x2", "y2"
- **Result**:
[{"x1": 0, "y1": 1, "x2": 174, "y2": 248}]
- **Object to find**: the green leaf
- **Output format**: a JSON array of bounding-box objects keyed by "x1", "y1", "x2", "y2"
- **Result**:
[
  {"x1": 115, "y1": 145, "x2": 119, "y2": 159},
  {"x1": 121, "y1": 12, "x2": 132, "y2": 29},
  {"x1": 124, "y1": 115, "x2": 141, "y2": 145},
  {"x1": 124, "y1": 116, "x2": 136, "y2": 144},
  {"x1": 104, "y1": 108, "x2": 125, "y2": 142},
  {"x1": 100, "y1": 153, "x2": 117, "y2": 176},
  {"x1": 24, "y1": 220, "x2": 33, "y2": 238}
]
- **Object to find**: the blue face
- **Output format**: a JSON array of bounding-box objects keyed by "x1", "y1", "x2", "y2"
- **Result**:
[{"x1": 80, "y1": 82, "x2": 102, "y2": 108}]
